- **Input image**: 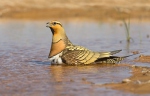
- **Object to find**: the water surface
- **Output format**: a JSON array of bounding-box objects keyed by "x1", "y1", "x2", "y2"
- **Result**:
[{"x1": 0, "y1": 20, "x2": 150, "y2": 96}]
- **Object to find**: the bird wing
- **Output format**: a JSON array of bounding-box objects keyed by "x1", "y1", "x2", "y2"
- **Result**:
[
  {"x1": 62, "y1": 45, "x2": 118, "y2": 65},
  {"x1": 61, "y1": 45, "x2": 123, "y2": 65}
]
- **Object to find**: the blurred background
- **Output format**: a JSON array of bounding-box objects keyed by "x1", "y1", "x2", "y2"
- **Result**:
[{"x1": 0, "y1": 0, "x2": 150, "y2": 21}]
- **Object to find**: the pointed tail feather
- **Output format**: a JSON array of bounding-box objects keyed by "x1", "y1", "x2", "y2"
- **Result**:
[
  {"x1": 98, "y1": 50, "x2": 122, "y2": 58},
  {"x1": 109, "y1": 50, "x2": 122, "y2": 55},
  {"x1": 95, "y1": 56, "x2": 124, "y2": 64},
  {"x1": 95, "y1": 53, "x2": 138, "y2": 64}
]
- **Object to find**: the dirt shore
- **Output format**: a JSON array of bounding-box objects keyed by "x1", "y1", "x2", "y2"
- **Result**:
[
  {"x1": 103, "y1": 55, "x2": 150, "y2": 94},
  {"x1": 0, "y1": 0, "x2": 150, "y2": 21}
]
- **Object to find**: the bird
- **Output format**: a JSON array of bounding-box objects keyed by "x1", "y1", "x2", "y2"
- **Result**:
[{"x1": 46, "y1": 21, "x2": 132, "y2": 65}]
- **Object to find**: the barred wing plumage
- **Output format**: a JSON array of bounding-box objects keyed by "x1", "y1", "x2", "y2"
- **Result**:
[
  {"x1": 61, "y1": 45, "x2": 123, "y2": 65},
  {"x1": 61, "y1": 46, "x2": 99, "y2": 65}
]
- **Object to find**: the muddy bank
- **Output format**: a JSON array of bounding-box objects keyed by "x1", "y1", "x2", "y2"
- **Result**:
[
  {"x1": 1, "y1": 7, "x2": 150, "y2": 21},
  {"x1": 102, "y1": 56, "x2": 150, "y2": 94},
  {"x1": 135, "y1": 55, "x2": 150, "y2": 63},
  {"x1": 0, "y1": 0, "x2": 150, "y2": 21}
]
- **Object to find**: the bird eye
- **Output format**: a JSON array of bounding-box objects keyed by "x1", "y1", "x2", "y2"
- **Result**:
[{"x1": 53, "y1": 22, "x2": 57, "y2": 25}]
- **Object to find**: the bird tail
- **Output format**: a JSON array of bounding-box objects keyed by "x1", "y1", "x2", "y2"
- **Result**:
[
  {"x1": 98, "y1": 50, "x2": 122, "y2": 58},
  {"x1": 109, "y1": 50, "x2": 122, "y2": 55},
  {"x1": 99, "y1": 50, "x2": 122, "y2": 55},
  {"x1": 95, "y1": 53, "x2": 138, "y2": 64},
  {"x1": 121, "y1": 54, "x2": 136, "y2": 58}
]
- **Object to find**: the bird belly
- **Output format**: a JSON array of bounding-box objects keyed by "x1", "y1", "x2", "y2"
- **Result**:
[{"x1": 49, "y1": 52, "x2": 63, "y2": 64}]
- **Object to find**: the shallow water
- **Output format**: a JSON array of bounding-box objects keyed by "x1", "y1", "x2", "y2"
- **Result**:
[{"x1": 0, "y1": 20, "x2": 150, "y2": 96}]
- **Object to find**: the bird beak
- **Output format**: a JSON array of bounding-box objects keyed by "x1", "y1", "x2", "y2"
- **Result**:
[{"x1": 46, "y1": 22, "x2": 51, "y2": 28}]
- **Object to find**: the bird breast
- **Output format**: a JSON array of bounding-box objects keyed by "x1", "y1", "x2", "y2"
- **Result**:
[{"x1": 49, "y1": 39, "x2": 66, "y2": 57}]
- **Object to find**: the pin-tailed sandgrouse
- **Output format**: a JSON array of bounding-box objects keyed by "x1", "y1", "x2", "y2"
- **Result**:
[{"x1": 46, "y1": 21, "x2": 131, "y2": 65}]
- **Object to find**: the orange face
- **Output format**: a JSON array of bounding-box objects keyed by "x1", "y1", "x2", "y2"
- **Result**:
[{"x1": 46, "y1": 21, "x2": 63, "y2": 35}]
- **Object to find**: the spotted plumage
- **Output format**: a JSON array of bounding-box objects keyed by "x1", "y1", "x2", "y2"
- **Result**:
[{"x1": 46, "y1": 21, "x2": 132, "y2": 65}]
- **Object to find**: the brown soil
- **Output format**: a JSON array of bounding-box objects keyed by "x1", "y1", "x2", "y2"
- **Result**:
[
  {"x1": 102, "y1": 56, "x2": 150, "y2": 94},
  {"x1": 135, "y1": 55, "x2": 150, "y2": 63},
  {"x1": 0, "y1": 0, "x2": 150, "y2": 21}
]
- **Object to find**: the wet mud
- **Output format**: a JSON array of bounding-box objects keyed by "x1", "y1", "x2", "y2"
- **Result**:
[
  {"x1": 103, "y1": 66, "x2": 150, "y2": 94},
  {"x1": 135, "y1": 55, "x2": 150, "y2": 63}
]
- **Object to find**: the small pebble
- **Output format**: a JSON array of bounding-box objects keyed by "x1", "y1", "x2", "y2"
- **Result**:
[
  {"x1": 82, "y1": 78, "x2": 86, "y2": 81},
  {"x1": 132, "y1": 51, "x2": 139, "y2": 54},
  {"x1": 122, "y1": 79, "x2": 131, "y2": 83},
  {"x1": 70, "y1": 79, "x2": 74, "y2": 82},
  {"x1": 131, "y1": 65, "x2": 136, "y2": 68},
  {"x1": 142, "y1": 68, "x2": 149, "y2": 74},
  {"x1": 134, "y1": 80, "x2": 142, "y2": 85},
  {"x1": 147, "y1": 80, "x2": 150, "y2": 83},
  {"x1": 139, "y1": 55, "x2": 144, "y2": 57},
  {"x1": 147, "y1": 34, "x2": 149, "y2": 38}
]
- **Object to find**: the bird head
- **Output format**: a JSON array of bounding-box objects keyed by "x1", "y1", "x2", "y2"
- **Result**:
[
  {"x1": 46, "y1": 21, "x2": 67, "y2": 43},
  {"x1": 46, "y1": 21, "x2": 64, "y2": 35}
]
